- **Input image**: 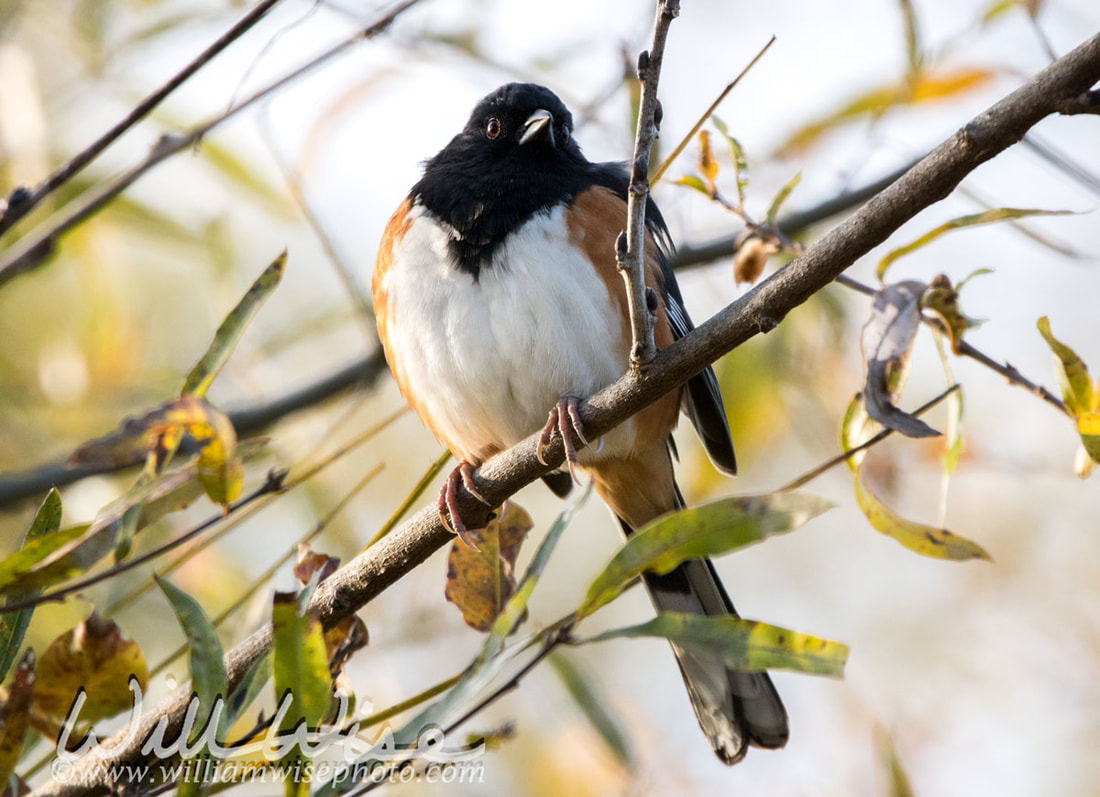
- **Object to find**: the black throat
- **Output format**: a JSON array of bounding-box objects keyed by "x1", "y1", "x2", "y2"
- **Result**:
[{"x1": 411, "y1": 147, "x2": 597, "y2": 278}]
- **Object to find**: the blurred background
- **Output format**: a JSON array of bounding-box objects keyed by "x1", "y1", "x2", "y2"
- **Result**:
[{"x1": 1, "y1": 0, "x2": 1099, "y2": 794}]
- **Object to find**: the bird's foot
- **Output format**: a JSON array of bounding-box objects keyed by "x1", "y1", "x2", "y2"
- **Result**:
[
  {"x1": 536, "y1": 396, "x2": 590, "y2": 482},
  {"x1": 438, "y1": 460, "x2": 492, "y2": 549}
]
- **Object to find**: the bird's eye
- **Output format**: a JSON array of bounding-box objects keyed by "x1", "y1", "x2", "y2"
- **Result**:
[
  {"x1": 486, "y1": 118, "x2": 502, "y2": 139},
  {"x1": 561, "y1": 126, "x2": 570, "y2": 144}
]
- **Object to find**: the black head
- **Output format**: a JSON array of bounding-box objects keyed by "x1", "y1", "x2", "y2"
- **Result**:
[{"x1": 411, "y1": 83, "x2": 595, "y2": 275}]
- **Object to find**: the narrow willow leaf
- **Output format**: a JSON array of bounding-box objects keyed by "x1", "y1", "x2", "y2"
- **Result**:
[
  {"x1": 156, "y1": 577, "x2": 228, "y2": 727},
  {"x1": 549, "y1": 653, "x2": 633, "y2": 767},
  {"x1": 898, "y1": 0, "x2": 923, "y2": 74},
  {"x1": 877, "y1": 208, "x2": 1074, "y2": 281},
  {"x1": 580, "y1": 493, "x2": 833, "y2": 617},
  {"x1": 673, "y1": 175, "x2": 710, "y2": 196},
  {"x1": 711, "y1": 115, "x2": 747, "y2": 206},
  {"x1": 0, "y1": 489, "x2": 61, "y2": 682},
  {"x1": 272, "y1": 592, "x2": 331, "y2": 729},
  {"x1": 585, "y1": 613, "x2": 849, "y2": 677},
  {"x1": 841, "y1": 393, "x2": 875, "y2": 471},
  {"x1": 981, "y1": 0, "x2": 1019, "y2": 24},
  {"x1": 182, "y1": 252, "x2": 287, "y2": 397},
  {"x1": 955, "y1": 267, "x2": 994, "y2": 294},
  {"x1": 697, "y1": 130, "x2": 719, "y2": 191},
  {"x1": 272, "y1": 590, "x2": 332, "y2": 797},
  {"x1": 0, "y1": 526, "x2": 87, "y2": 595},
  {"x1": 775, "y1": 68, "x2": 993, "y2": 158},
  {"x1": 853, "y1": 470, "x2": 991, "y2": 561},
  {"x1": 226, "y1": 651, "x2": 271, "y2": 728},
  {"x1": 861, "y1": 281, "x2": 940, "y2": 437},
  {"x1": 486, "y1": 483, "x2": 592, "y2": 656},
  {"x1": 1036, "y1": 316, "x2": 1094, "y2": 417},
  {"x1": 765, "y1": 171, "x2": 802, "y2": 227}
]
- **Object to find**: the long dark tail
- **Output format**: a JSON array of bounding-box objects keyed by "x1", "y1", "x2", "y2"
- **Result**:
[{"x1": 618, "y1": 514, "x2": 789, "y2": 764}]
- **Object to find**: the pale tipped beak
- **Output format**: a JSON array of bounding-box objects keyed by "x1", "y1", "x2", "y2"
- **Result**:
[{"x1": 519, "y1": 109, "x2": 554, "y2": 146}]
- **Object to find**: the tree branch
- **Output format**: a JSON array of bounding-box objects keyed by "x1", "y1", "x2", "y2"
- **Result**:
[
  {"x1": 0, "y1": 0, "x2": 423, "y2": 290},
  {"x1": 0, "y1": 350, "x2": 387, "y2": 508},
  {"x1": 30, "y1": 30, "x2": 1100, "y2": 797},
  {"x1": 0, "y1": 0, "x2": 285, "y2": 237},
  {"x1": 618, "y1": 0, "x2": 680, "y2": 368}
]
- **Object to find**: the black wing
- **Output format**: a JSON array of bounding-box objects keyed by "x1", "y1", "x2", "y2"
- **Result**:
[{"x1": 590, "y1": 162, "x2": 737, "y2": 476}]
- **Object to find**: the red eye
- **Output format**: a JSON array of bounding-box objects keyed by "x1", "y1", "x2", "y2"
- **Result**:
[{"x1": 486, "y1": 118, "x2": 502, "y2": 139}]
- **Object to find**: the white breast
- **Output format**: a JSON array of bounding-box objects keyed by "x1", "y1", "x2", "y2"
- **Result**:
[{"x1": 379, "y1": 204, "x2": 632, "y2": 464}]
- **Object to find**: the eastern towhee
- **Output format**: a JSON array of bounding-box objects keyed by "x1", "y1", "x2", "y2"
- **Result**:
[{"x1": 373, "y1": 83, "x2": 788, "y2": 764}]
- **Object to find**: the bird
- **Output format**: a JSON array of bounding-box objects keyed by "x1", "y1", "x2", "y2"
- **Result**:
[{"x1": 372, "y1": 82, "x2": 788, "y2": 764}]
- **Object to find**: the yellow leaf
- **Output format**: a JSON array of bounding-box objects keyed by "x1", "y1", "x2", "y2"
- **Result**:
[
  {"x1": 776, "y1": 68, "x2": 995, "y2": 157},
  {"x1": 33, "y1": 614, "x2": 148, "y2": 722},
  {"x1": 1076, "y1": 412, "x2": 1100, "y2": 464},
  {"x1": 853, "y1": 470, "x2": 991, "y2": 562},
  {"x1": 444, "y1": 503, "x2": 533, "y2": 632},
  {"x1": 1037, "y1": 316, "x2": 1094, "y2": 418},
  {"x1": 697, "y1": 130, "x2": 719, "y2": 190}
]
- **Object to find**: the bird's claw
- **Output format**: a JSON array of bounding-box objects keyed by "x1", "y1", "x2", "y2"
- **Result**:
[
  {"x1": 536, "y1": 396, "x2": 590, "y2": 482},
  {"x1": 438, "y1": 461, "x2": 492, "y2": 549}
]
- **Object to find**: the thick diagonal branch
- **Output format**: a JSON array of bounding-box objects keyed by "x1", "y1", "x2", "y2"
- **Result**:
[{"x1": 30, "y1": 30, "x2": 1100, "y2": 797}]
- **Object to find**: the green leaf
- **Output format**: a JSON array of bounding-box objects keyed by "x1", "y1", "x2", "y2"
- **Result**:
[
  {"x1": 182, "y1": 252, "x2": 287, "y2": 397},
  {"x1": 853, "y1": 469, "x2": 992, "y2": 561},
  {"x1": 549, "y1": 652, "x2": 633, "y2": 767},
  {"x1": 954, "y1": 267, "x2": 993, "y2": 294},
  {"x1": 0, "y1": 525, "x2": 87, "y2": 596},
  {"x1": 1036, "y1": 316, "x2": 1094, "y2": 417},
  {"x1": 981, "y1": 0, "x2": 1020, "y2": 24},
  {"x1": 877, "y1": 208, "x2": 1074, "y2": 281},
  {"x1": 711, "y1": 116, "x2": 748, "y2": 206},
  {"x1": 273, "y1": 590, "x2": 331, "y2": 796},
  {"x1": 673, "y1": 175, "x2": 711, "y2": 196},
  {"x1": 226, "y1": 651, "x2": 272, "y2": 728},
  {"x1": 585, "y1": 613, "x2": 849, "y2": 677},
  {"x1": 580, "y1": 492, "x2": 833, "y2": 617},
  {"x1": 765, "y1": 171, "x2": 802, "y2": 227},
  {"x1": 486, "y1": 483, "x2": 591, "y2": 656},
  {"x1": 0, "y1": 489, "x2": 61, "y2": 682},
  {"x1": 156, "y1": 577, "x2": 228, "y2": 734},
  {"x1": 898, "y1": 0, "x2": 923, "y2": 74}
]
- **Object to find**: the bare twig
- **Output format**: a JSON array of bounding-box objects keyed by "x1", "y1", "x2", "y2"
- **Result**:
[
  {"x1": 834, "y1": 274, "x2": 1069, "y2": 416},
  {"x1": 0, "y1": 0, "x2": 423, "y2": 289},
  {"x1": 671, "y1": 159, "x2": 917, "y2": 270},
  {"x1": 650, "y1": 36, "x2": 776, "y2": 185},
  {"x1": 30, "y1": 30, "x2": 1100, "y2": 797},
  {"x1": 0, "y1": 470, "x2": 287, "y2": 616},
  {"x1": 0, "y1": 0, "x2": 285, "y2": 237},
  {"x1": 779, "y1": 384, "x2": 961, "y2": 492},
  {"x1": 618, "y1": 0, "x2": 681, "y2": 368}
]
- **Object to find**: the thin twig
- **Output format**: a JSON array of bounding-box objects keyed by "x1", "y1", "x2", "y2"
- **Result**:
[
  {"x1": 834, "y1": 274, "x2": 1069, "y2": 416},
  {"x1": 650, "y1": 36, "x2": 776, "y2": 185},
  {"x1": 0, "y1": 0, "x2": 423, "y2": 289},
  {"x1": 0, "y1": 350, "x2": 388, "y2": 508},
  {"x1": 779, "y1": 385, "x2": 960, "y2": 492},
  {"x1": 618, "y1": 0, "x2": 681, "y2": 368},
  {"x1": 0, "y1": 470, "x2": 287, "y2": 615},
  {"x1": 33, "y1": 31, "x2": 1100, "y2": 797},
  {"x1": 671, "y1": 159, "x2": 916, "y2": 270},
  {"x1": 0, "y1": 0, "x2": 285, "y2": 236}
]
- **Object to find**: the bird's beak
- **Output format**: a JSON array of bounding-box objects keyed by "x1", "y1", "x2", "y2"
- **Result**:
[{"x1": 519, "y1": 109, "x2": 554, "y2": 146}]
